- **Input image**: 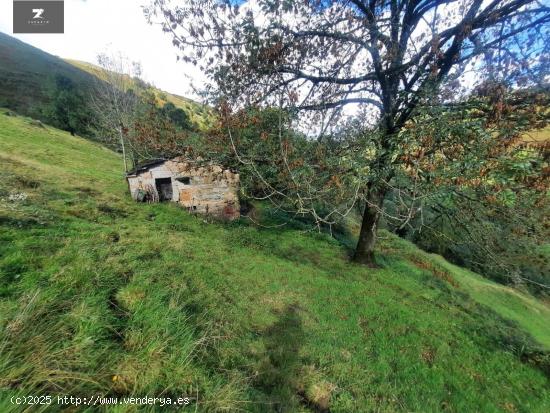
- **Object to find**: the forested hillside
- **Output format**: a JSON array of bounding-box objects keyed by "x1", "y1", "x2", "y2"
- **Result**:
[
  {"x1": 0, "y1": 33, "x2": 97, "y2": 132},
  {"x1": 0, "y1": 33, "x2": 210, "y2": 136},
  {"x1": 66, "y1": 59, "x2": 213, "y2": 131}
]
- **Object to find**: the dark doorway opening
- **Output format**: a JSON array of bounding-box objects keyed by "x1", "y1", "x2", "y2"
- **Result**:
[{"x1": 155, "y1": 178, "x2": 173, "y2": 201}]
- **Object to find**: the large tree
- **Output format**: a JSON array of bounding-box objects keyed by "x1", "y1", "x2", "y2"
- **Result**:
[{"x1": 146, "y1": 0, "x2": 549, "y2": 265}]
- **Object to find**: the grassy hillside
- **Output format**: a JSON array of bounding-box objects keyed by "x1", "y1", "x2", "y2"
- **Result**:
[
  {"x1": 1, "y1": 109, "x2": 549, "y2": 412},
  {"x1": 66, "y1": 59, "x2": 214, "y2": 131},
  {"x1": 0, "y1": 33, "x2": 99, "y2": 122}
]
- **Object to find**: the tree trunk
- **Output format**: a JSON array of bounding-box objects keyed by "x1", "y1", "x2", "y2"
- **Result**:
[
  {"x1": 118, "y1": 127, "x2": 128, "y2": 173},
  {"x1": 353, "y1": 189, "x2": 384, "y2": 266}
]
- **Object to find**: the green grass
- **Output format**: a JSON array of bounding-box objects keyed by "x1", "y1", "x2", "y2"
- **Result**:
[
  {"x1": 1, "y1": 109, "x2": 549, "y2": 412},
  {"x1": 430, "y1": 255, "x2": 550, "y2": 349}
]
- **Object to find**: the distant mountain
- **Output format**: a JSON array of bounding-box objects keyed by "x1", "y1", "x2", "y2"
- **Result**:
[{"x1": 0, "y1": 32, "x2": 212, "y2": 132}]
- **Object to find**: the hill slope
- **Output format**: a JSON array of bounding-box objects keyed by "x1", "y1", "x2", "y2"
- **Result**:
[
  {"x1": 1, "y1": 109, "x2": 549, "y2": 412},
  {"x1": 65, "y1": 59, "x2": 213, "y2": 131},
  {"x1": 0, "y1": 32, "x2": 99, "y2": 121},
  {"x1": 0, "y1": 32, "x2": 211, "y2": 132}
]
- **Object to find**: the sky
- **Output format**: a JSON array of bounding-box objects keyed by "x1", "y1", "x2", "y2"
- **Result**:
[{"x1": 0, "y1": 0, "x2": 203, "y2": 99}]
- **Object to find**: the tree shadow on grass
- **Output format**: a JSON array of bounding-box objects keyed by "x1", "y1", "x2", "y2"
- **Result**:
[{"x1": 255, "y1": 303, "x2": 307, "y2": 412}]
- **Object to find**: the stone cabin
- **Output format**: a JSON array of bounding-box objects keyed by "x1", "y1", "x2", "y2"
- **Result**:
[{"x1": 126, "y1": 156, "x2": 240, "y2": 220}]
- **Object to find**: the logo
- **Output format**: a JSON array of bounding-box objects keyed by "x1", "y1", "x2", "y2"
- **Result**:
[
  {"x1": 32, "y1": 9, "x2": 45, "y2": 19},
  {"x1": 13, "y1": 1, "x2": 64, "y2": 33}
]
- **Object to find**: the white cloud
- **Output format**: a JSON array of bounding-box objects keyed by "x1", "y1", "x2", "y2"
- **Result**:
[{"x1": 0, "y1": 0, "x2": 204, "y2": 99}]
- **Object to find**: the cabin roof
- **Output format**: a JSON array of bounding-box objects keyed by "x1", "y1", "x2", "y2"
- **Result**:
[
  {"x1": 126, "y1": 159, "x2": 167, "y2": 177},
  {"x1": 126, "y1": 156, "x2": 238, "y2": 178}
]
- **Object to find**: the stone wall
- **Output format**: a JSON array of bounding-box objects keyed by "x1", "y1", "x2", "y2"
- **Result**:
[{"x1": 127, "y1": 158, "x2": 240, "y2": 220}]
